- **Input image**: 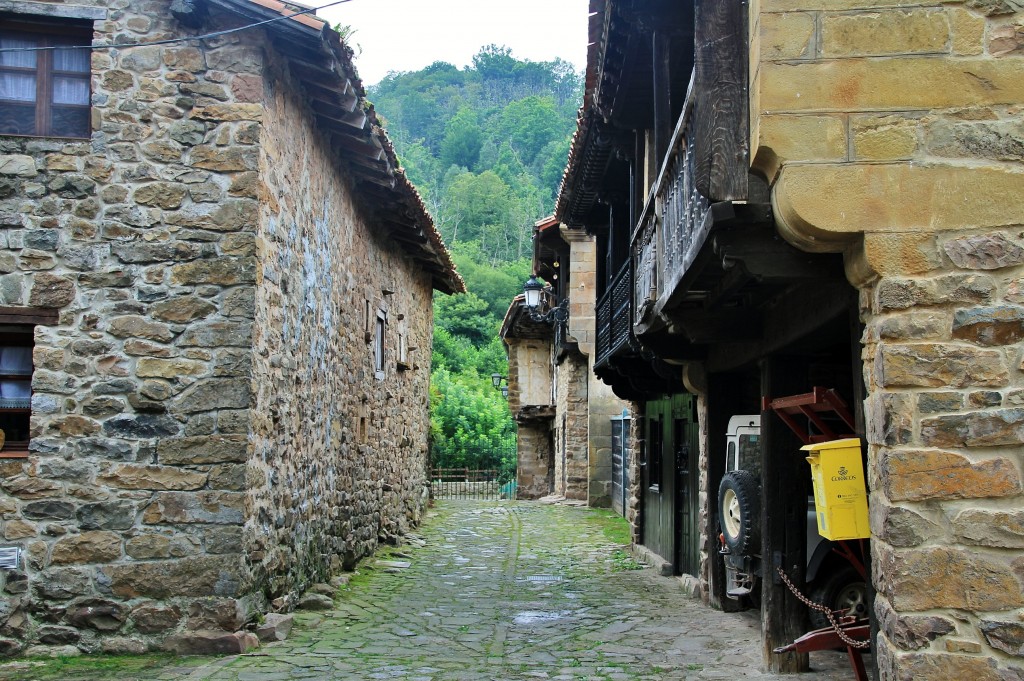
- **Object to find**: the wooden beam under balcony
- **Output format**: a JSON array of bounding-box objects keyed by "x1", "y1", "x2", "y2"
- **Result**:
[
  {"x1": 668, "y1": 307, "x2": 762, "y2": 345},
  {"x1": 705, "y1": 281, "x2": 855, "y2": 374},
  {"x1": 711, "y1": 225, "x2": 845, "y2": 281}
]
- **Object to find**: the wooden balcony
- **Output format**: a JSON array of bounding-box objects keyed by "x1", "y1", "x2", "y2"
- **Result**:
[{"x1": 632, "y1": 78, "x2": 710, "y2": 335}]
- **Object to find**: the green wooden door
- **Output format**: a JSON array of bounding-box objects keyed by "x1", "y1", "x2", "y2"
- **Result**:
[{"x1": 642, "y1": 393, "x2": 700, "y2": 576}]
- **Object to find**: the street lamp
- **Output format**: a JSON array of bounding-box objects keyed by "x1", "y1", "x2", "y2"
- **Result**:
[
  {"x1": 491, "y1": 374, "x2": 509, "y2": 399},
  {"x1": 523, "y1": 275, "x2": 545, "y2": 309},
  {"x1": 522, "y1": 275, "x2": 568, "y2": 325}
]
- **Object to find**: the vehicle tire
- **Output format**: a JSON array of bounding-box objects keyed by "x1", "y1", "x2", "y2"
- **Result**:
[
  {"x1": 719, "y1": 470, "x2": 760, "y2": 556},
  {"x1": 808, "y1": 566, "x2": 869, "y2": 629}
]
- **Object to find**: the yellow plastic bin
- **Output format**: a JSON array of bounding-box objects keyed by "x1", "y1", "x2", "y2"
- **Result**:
[{"x1": 802, "y1": 438, "x2": 869, "y2": 541}]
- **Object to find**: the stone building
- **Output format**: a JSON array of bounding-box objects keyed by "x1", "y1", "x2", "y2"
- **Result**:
[
  {"x1": 499, "y1": 217, "x2": 628, "y2": 505},
  {"x1": 556, "y1": 0, "x2": 1024, "y2": 678},
  {"x1": 0, "y1": 0, "x2": 461, "y2": 655}
]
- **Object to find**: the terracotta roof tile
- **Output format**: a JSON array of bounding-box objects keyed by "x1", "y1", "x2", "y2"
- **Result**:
[
  {"x1": 207, "y1": 0, "x2": 463, "y2": 293},
  {"x1": 246, "y1": 0, "x2": 325, "y2": 30}
]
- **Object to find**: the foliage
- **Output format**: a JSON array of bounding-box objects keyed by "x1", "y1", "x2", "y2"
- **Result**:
[
  {"x1": 370, "y1": 45, "x2": 582, "y2": 264},
  {"x1": 429, "y1": 368, "x2": 516, "y2": 480},
  {"x1": 369, "y1": 47, "x2": 582, "y2": 475},
  {"x1": 440, "y1": 107, "x2": 483, "y2": 170},
  {"x1": 0, "y1": 654, "x2": 212, "y2": 680},
  {"x1": 589, "y1": 508, "x2": 634, "y2": 545}
]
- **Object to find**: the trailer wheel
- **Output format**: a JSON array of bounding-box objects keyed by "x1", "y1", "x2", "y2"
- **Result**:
[
  {"x1": 808, "y1": 566, "x2": 868, "y2": 629},
  {"x1": 719, "y1": 470, "x2": 760, "y2": 556}
]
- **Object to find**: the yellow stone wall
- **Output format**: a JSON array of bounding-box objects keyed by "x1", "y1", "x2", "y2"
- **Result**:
[
  {"x1": 750, "y1": 0, "x2": 1024, "y2": 271},
  {"x1": 560, "y1": 228, "x2": 629, "y2": 507},
  {"x1": 751, "y1": 3, "x2": 1024, "y2": 678}
]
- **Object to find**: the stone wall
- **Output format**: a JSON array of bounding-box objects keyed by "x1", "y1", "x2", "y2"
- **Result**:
[
  {"x1": 505, "y1": 336, "x2": 554, "y2": 499},
  {"x1": 863, "y1": 232, "x2": 1024, "y2": 679},
  {"x1": 561, "y1": 228, "x2": 628, "y2": 508},
  {"x1": 245, "y1": 47, "x2": 435, "y2": 609},
  {"x1": 750, "y1": 0, "x2": 1024, "y2": 254},
  {"x1": 0, "y1": 2, "x2": 264, "y2": 655},
  {"x1": 750, "y1": 1, "x2": 1024, "y2": 677},
  {"x1": 514, "y1": 423, "x2": 552, "y2": 500},
  {"x1": 553, "y1": 351, "x2": 589, "y2": 500},
  {"x1": 626, "y1": 400, "x2": 644, "y2": 545},
  {"x1": 0, "y1": 0, "x2": 437, "y2": 655}
]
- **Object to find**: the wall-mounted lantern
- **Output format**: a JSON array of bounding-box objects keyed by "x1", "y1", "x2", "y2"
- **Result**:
[{"x1": 522, "y1": 275, "x2": 568, "y2": 325}]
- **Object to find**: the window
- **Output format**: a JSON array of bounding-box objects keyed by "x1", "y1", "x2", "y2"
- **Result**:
[
  {"x1": 374, "y1": 309, "x2": 386, "y2": 380},
  {"x1": 648, "y1": 417, "x2": 662, "y2": 490},
  {"x1": 396, "y1": 315, "x2": 411, "y2": 371},
  {"x1": 363, "y1": 299, "x2": 373, "y2": 343},
  {"x1": 738, "y1": 433, "x2": 761, "y2": 478},
  {"x1": 0, "y1": 22, "x2": 91, "y2": 138},
  {"x1": 0, "y1": 329, "x2": 33, "y2": 458}
]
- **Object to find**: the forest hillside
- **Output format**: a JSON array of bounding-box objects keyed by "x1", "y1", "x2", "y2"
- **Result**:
[{"x1": 367, "y1": 46, "x2": 582, "y2": 479}]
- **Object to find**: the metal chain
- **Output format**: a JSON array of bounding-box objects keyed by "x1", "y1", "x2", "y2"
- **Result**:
[{"x1": 776, "y1": 567, "x2": 871, "y2": 650}]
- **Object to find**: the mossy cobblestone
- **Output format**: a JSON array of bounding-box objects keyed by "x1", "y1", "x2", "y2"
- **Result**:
[{"x1": 2, "y1": 501, "x2": 854, "y2": 680}]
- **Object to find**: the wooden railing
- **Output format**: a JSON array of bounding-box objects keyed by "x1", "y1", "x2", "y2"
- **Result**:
[
  {"x1": 595, "y1": 261, "x2": 632, "y2": 368},
  {"x1": 632, "y1": 72, "x2": 711, "y2": 329}
]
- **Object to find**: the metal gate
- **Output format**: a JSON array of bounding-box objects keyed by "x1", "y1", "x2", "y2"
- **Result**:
[
  {"x1": 611, "y1": 409, "x2": 631, "y2": 517},
  {"x1": 430, "y1": 468, "x2": 505, "y2": 500},
  {"x1": 428, "y1": 441, "x2": 517, "y2": 500}
]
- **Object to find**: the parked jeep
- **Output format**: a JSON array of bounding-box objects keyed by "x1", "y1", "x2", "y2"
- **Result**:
[{"x1": 718, "y1": 415, "x2": 867, "y2": 628}]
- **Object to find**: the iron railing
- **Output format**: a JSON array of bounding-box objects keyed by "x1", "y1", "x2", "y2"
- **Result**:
[{"x1": 430, "y1": 468, "x2": 510, "y2": 500}]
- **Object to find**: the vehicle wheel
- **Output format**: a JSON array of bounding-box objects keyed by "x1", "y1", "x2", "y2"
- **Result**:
[
  {"x1": 808, "y1": 566, "x2": 869, "y2": 629},
  {"x1": 718, "y1": 470, "x2": 760, "y2": 556}
]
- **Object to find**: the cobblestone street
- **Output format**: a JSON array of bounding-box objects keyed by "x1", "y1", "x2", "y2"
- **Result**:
[{"x1": 4, "y1": 501, "x2": 860, "y2": 681}]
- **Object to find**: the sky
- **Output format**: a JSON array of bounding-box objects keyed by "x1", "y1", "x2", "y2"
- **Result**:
[{"x1": 318, "y1": 0, "x2": 590, "y2": 86}]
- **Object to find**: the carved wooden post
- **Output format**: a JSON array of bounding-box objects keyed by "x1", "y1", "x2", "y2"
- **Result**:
[{"x1": 694, "y1": 0, "x2": 749, "y2": 202}]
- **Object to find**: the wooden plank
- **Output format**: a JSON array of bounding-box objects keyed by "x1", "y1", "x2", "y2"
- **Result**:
[
  {"x1": 693, "y1": 0, "x2": 748, "y2": 202},
  {"x1": 312, "y1": 100, "x2": 367, "y2": 130},
  {"x1": 760, "y1": 357, "x2": 810, "y2": 672},
  {"x1": 332, "y1": 133, "x2": 384, "y2": 160},
  {"x1": 346, "y1": 150, "x2": 392, "y2": 175},
  {"x1": 712, "y1": 225, "x2": 844, "y2": 281},
  {"x1": 354, "y1": 175, "x2": 396, "y2": 190},
  {"x1": 652, "y1": 30, "x2": 672, "y2": 165},
  {"x1": 671, "y1": 307, "x2": 762, "y2": 344},
  {"x1": 3, "y1": 0, "x2": 107, "y2": 19},
  {"x1": 343, "y1": 160, "x2": 395, "y2": 186},
  {"x1": 0, "y1": 306, "x2": 58, "y2": 326}
]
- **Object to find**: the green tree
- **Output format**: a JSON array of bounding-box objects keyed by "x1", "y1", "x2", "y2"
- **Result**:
[
  {"x1": 495, "y1": 96, "x2": 564, "y2": 165},
  {"x1": 447, "y1": 170, "x2": 511, "y2": 248},
  {"x1": 434, "y1": 291, "x2": 494, "y2": 345},
  {"x1": 366, "y1": 47, "x2": 585, "y2": 476},
  {"x1": 429, "y1": 369, "x2": 516, "y2": 479},
  {"x1": 440, "y1": 107, "x2": 484, "y2": 170}
]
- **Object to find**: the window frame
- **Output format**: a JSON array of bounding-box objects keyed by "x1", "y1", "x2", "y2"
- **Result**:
[
  {"x1": 0, "y1": 327, "x2": 34, "y2": 459},
  {"x1": 374, "y1": 309, "x2": 386, "y2": 380},
  {"x1": 0, "y1": 19, "x2": 93, "y2": 139},
  {"x1": 396, "y1": 315, "x2": 411, "y2": 371}
]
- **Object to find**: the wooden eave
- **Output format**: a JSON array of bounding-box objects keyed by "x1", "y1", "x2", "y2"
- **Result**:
[
  {"x1": 499, "y1": 295, "x2": 552, "y2": 342},
  {"x1": 532, "y1": 217, "x2": 567, "y2": 282},
  {"x1": 198, "y1": 0, "x2": 464, "y2": 294}
]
